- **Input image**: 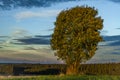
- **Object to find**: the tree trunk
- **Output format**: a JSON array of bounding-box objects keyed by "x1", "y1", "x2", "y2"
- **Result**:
[{"x1": 66, "y1": 62, "x2": 80, "y2": 75}]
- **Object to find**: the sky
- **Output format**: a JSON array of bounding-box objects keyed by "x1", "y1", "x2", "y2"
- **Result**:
[
  {"x1": 0, "y1": 0, "x2": 120, "y2": 63},
  {"x1": 0, "y1": 0, "x2": 120, "y2": 37}
]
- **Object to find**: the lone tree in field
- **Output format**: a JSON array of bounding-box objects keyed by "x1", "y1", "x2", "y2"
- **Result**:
[{"x1": 51, "y1": 6, "x2": 103, "y2": 75}]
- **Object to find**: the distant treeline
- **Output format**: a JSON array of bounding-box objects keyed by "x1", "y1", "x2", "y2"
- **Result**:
[{"x1": 0, "y1": 63, "x2": 120, "y2": 75}]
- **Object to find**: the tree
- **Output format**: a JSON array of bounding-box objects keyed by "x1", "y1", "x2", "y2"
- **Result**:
[{"x1": 51, "y1": 6, "x2": 103, "y2": 75}]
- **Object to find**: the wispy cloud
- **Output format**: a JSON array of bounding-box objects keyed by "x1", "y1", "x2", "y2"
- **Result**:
[
  {"x1": 47, "y1": 28, "x2": 54, "y2": 31},
  {"x1": 109, "y1": 0, "x2": 120, "y2": 3},
  {"x1": 100, "y1": 30, "x2": 108, "y2": 36},
  {"x1": 15, "y1": 10, "x2": 60, "y2": 20},
  {"x1": 116, "y1": 28, "x2": 120, "y2": 29},
  {"x1": 0, "y1": 36, "x2": 9, "y2": 38},
  {"x1": 0, "y1": 0, "x2": 71, "y2": 10},
  {"x1": 12, "y1": 28, "x2": 28, "y2": 37},
  {"x1": 4, "y1": 28, "x2": 31, "y2": 44},
  {"x1": 15, "y1": 34, "x2": 50, "y2": 45}
]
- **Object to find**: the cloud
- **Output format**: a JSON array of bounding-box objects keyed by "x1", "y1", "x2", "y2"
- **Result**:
[
  {"x1": 12, "y1": 28, "x2": 29, "y2": 37},
  {"x1": 100, "y1": 30, "x2": 108, "y2": 36},
  {"x1": 14, "y1": 34, "x2": 51, "y2": 45},
  {"x1": 47, "y1": 28, "x2": 54, "y2": 31},
  {"x1": 116, "y1": 28, "x2": 120, "y2": 29},
  {"x1": 0, "y1": 36, "x2": 9, "y2": 38},
  {"x1": 2, "y1": 0, "x2": 116, "y2": 11},
  {"x1": 15, "y1": 10, "x2": 60, "y2": 20},
  {"x1": 0, "y1": 36, "x2": 10, "y2": 43},
  {"x1": 107, "y1": 40, "x2": 120, "y2": 46},
  {"x1": 35, "y1": 35, "x2": 51, "y2": 38},
  {"x1": 109, "y1": 0, "x2": 120, "y2": 3},
  {"x1": 4, "y1": 28, "x2": 31, "y2": 44},
  {"x1": 0, "y1": 0, "x2": 74, "y2": 10},
  {"x1": 103, "y1": 35, "x2": 120, "y2": 41}
]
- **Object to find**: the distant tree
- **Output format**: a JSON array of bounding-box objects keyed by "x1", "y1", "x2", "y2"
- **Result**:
[{"x1": 51, "y1": 6, "x2": 103, "y2": 75}]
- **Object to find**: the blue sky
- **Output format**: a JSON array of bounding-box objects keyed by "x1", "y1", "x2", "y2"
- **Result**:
[
  {"x1": 0, "y1": 0, "x2": 120, "y2": 37},
  {"x1": 0, "y1": 0, "x2": 120, "y2": 63}
]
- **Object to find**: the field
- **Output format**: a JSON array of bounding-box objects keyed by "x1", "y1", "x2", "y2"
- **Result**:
[{"x1": 0, "y1": 75, "x2": 120, "y2": 80}]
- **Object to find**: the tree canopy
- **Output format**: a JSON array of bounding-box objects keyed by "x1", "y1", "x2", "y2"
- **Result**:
[{"x1": 51, "y1": 6, "x2": 103, "y2": 75}]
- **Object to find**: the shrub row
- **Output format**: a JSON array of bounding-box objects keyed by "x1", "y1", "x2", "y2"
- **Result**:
[{"x1": 0, "y1": 63, "x2": 120, "y2": 75}]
